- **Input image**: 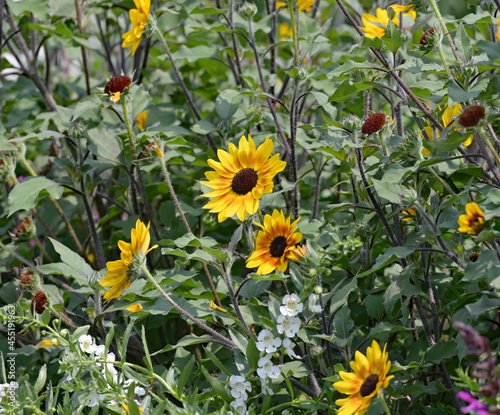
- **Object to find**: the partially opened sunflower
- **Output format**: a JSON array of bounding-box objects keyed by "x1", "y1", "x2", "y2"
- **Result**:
[
  {"x1": 122, "y1": 0, "x2": 150, "y2": 56},
  {"x1": 100, "y1": 219, "x2": 157, "y2": 301}
]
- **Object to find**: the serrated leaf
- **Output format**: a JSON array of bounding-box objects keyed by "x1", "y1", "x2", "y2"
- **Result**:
[
  {"x1": 87, "y1": 125, "x2": 123, "y2": 163},
  {"x1": 49, "y1": 238, "x2": 94, "y2": 286},
  {"x1": 329, "y1": 80, "x2": 379, "y2": 103},
  {"x1": 34, "y1": 364, "x2": 47, "y2": 394},
  {"x1": 8, "y1": 177, "x2": 63, "y2": 215},
  {"x1": 426, "y1": 342, "x2": 457, "y2": 364}
]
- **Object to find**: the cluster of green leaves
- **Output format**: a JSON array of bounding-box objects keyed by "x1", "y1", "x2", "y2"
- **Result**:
[{"x1": 1, "y1": 0, "x2": 500, "y2": 414}]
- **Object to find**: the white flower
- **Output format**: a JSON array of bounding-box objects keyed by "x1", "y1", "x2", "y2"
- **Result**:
[
  {"x1": 276, "y1": 315, "x2": 301, "y2": 338},
  {"x1": 102, "y1": 352, "x2": 118, "y2": 383},
  {"x1": 78, "y1": 334, "x2": 96, "y2": 353},
  {"x1": 93, "y1": 344, "x2": 106, "y2": 361},
  {"x1": 124, "y1": 379, "x2": 146, "y2": 396},
  {"x1": 229, "y1": 375, "x2": 252, "y2": 401},
  {"x1": 229, "y1": 397, "x2": 248, "y2": 415},
  {"x1": 308, "y1": 293, "x2": 322, "y2": 313},
  {"x1": 283, "y1": 338, "x2": 301, "y2": 359},
  {"x1": 256, "y1": 354, "x2": 280, "y2": 379},
  {"x1": 256, "y1": 329, "x2": 281, "y2": 354},
  {"x1": 88, "y1": 390, "x2": 105, "y2": 407},
  {"x1": 279, "y1": 294, "x2": 303, "y2": 317},
  {"x1": 260, "y1": 378, "x2": 274, "y2": 396}
]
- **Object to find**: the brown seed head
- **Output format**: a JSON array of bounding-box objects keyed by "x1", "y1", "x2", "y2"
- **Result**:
[
  {"x1": 420, "y1": 28, "x2": 435, "y2": 45},
  {"x1": 104, "y1": 75, "x2": 131, "y2": 94},
  {"x1": 361, "y1": 113, "x2": 386, "y2": 135},
  {"x1": 20, "y1": 269, "x2": 33, "y2": 285},
  {"x1": 31, "y1": 291, "x2": 48, "y2": 315},
  {"x1": 459, "y1": 105, "x2": 485, "y2": 128}
]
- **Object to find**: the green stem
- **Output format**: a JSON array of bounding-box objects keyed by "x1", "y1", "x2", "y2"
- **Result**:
[
  {"x1": 157, "y1": 153, "x2": 221, "y2": 307},
  {"x1": 0, "y1": 240, "x2": 34, "y2": 268},
  {"x1": 379, "y1": 394, "x2": 391, "y2": 415},
  {"x1": 287, "y1": 0, "x2": 300, "y2": 67},
  {"x1": 379, "y1": 134, "x2": 388, "y2": 157},
  {"x1": 33, "y1": 236, "x2": 54, "y2": 263},
  {"x1": 418, "y1": 151, "x2": 455, "y2": 195},
  {"x1": 141, "y1": 265, "x2": 237, "y2": 349},
  {"x1": 428, "y1": 0, "x2": 461, "y2": 63},
  {"x1": 480, "y1": 127, "x2": 500, "y2": 166},
  {"x1": 436, "y1": 42, "x2": 452, "y2": 78}
]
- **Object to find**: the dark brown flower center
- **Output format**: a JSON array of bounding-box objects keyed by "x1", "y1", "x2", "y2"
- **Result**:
[
  {"x1": 231, "y1": 168, "x2": 258, "y2": 195},
  {"x1": 360, "y1": 374, "x2": 379, "y2": 397},
  {"x1": 269, "y1": 236, "x2": 288, "y2": 258}
]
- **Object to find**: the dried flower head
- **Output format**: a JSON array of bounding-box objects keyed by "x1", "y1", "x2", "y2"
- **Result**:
[
  {"x1": 31, "y1": 291, "x2": 48, "y2": 315},
  {"x1": 20, "y1": 269, "x2": 34, "y2": 285},
  {"x1": 362, "y1": 113, "x2": 386, "y2": 135},
  {"x1": 10, "y1": 217, "x2": 36, "y2": 241},
  {"x1": 419, "y1": 28, "x2": 436, "y2": 52},
  {"x1": 458, "y1": 105, "x2": 485, "y2": 128},
  {"x1": 420, "y1": 28, "x2": 435, "y2": 45},
  {"x1": 104, "y1": 75, "x2": 131, "y2": 102}
]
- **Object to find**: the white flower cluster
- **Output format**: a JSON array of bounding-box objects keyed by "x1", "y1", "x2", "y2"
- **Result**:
[
  {"x1": 253, "y1": 293, "x2": 304, "y2": 396},
  {"x1": 0, "y1": 381, "x2": 18, "y2": 411},
  {"x1": 61, "y1": 334, "x2": 147, "y2": 412},
  {"x1": 227, "y1": 375, "x2": 251, "y2": 415}
]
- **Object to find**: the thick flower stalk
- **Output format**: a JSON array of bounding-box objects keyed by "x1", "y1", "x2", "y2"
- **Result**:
[
  {"x1": 201, "y1": 135, "x2": 286, "y2": 222},
  {"x1": 333, "y1": 340, "x2": 394, "y2": 415},
  {"x1": 100, "y1": 219, "x2": 158, "y2": 301},
  {"x1": 122, "y1": 0, "x2": 150, "y2": 56},
  {"x1": 246, "y1": 209, "x2": 304, "y2": 275}
]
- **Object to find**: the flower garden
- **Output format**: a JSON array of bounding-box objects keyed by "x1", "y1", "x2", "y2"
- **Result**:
[{"x1": 1, "y1": 0, "x2": 500, "y2": 414}]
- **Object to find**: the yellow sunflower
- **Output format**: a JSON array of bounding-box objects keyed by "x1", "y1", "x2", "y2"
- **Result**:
[
  {"x1": 333, "y1": 340, "x2": 394, "y2": 415},
  {"x1": 201, "y1": 135, "x2": 286, "y2": 222},
  {"x1": 421, "y1": 103, "x2": 473, "y2": 156},
  {"x1": 246, "y1": 209, "x2": 304, "y2": 275},
  {"x1": 458, "y1": 202, "x2": 485, "y2": 235},
  {"x1": 279, "y1": 23, "x2": 293, "y2": 40},
  {"x1": 361, "y1": 5, "x2": 416, "y2": 39},
  {"x1": 100, "y1": 219, "x2": 158, "y2": 301},
  {"x1": 122, "y1": 0, "x2": 150, "y2": 56},
  {"x1": 135, "y1": 110, "x2": 149, "y2": 130}
]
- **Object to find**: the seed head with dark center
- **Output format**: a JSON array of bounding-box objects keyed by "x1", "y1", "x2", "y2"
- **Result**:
[
  {"x1": 20, "y1": 270, "x2": 33, "y2": 285},
  {"x1": 269, "y1": 235, "x2": 288, "y2": 257},
  {"x1": 104, "y1": 75, "x2": 131, "y2": 94},
  {"x1": 360, "y1": 374, "x2": 379, "y2": 397},
  {"x1": 459, "y1": 105, "x2": 485, "y2": 128},
  {"x1": 31, "y1": 291, "x2": 48, "y2": 315},
  {"x1": 231, "y1": 168, "x2": 258, "y2": 195},
  {"x1": 361, "y1": 113, "x2": 386, "y2": 135}
]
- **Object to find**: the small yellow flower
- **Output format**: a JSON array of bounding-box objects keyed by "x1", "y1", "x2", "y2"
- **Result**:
[
  {"x1": 497, "y1": 16, "x2": 500, "y2": 42},
  {"x1": 210, "y1": 299, "x2": 228, "y2": 313},
  {"x1": 246, "y1": 210, "x2": 304, "y2": 275},
  {"x1": 122, "y1": 403, "x2": 144, "y2": 413},
  {"x1": 122, "y1": 0, "x2": 151, "y2": 56},
  {"x1": 458, "y1": 202, "x2": 485, "y2": 235},
  {"x1": 201, "y1": 135, "x2": 286, "y2": 222},
  {"x1": 135, "y1": 110, "x2": 149, "y2": 130},
  {"x1": 126, "y1": 303, "x2": 143, "y2": 312},
  {"x1": 100, "y1": 219, "x2": 158, "y2": 301},
  {"x1": 421, "y1": 103, "x2": 473, "y2": 156},
  {"x1": 279, "y1": 23, "x2": 293, "y2": 40},
  {"x1": 360, "y1": 5, "x2": 416, "y2": 39},
  {"x1": 333, "y1": 340, "x2": 394, "y2": 415},
  {"x1": 276, "y1": 1, "x2": 286, "y2": 8},
  {"x1": 38, "y1": 339, "x2": 58, "y2": 347},
  {"x1": 110, "y1": 91, "x2": 121, "y2": 103}
]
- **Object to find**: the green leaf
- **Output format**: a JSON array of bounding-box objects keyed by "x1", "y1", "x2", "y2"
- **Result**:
[
  {"x1": 216, "y1": 90, "x2": 243, "y2": 120},
  {"x1": 8, "y1": 176, "x2": 63, "y2": 215},
  {"x1": 426, "y1": 342, "x2": 457, "y2": 364},
  {"x1": 333, "y1": 305, "x2": 353, "y2": 338},
  {"x1": 87, "y1": 125, "x2": 123, "y2": 163},
  {"x1": 371, "y1": 179, "x2": 406, "y2": 204},
  {"x1": 448, "y1": 81, "x2": 481, "y2": 104},
  {"x1": 176, "y1": 356, "x2": 196, "y2": 397},
  {"x1": 246, "y1": 338, "x2": 260, "y2": 372},
  {"x1": 381, "y1": 21, "x2": 403, "y2": 54},
  {"x1": 190, "y1": 6, "x2": 226, "y2": 14},
  {"x1": 49, "y1": 238, "x2": 94, "y2": 286},
  {"x1": 455, "y1": 23, "x2": 472, "y2": 62},
  {"x1": 191, "y1": 120, "x2": 216, "y2": 135},
  {"x1": 357, "y1": 247, "x2": 414, "y2": 278},
  {"x1": 141, "y1": 325, "x2": 153, "y2": 371},
  {"x1": 204, "y1": 348, "x2": 231, "y2": 376},
  {"x1": 329, "y1": 80, "x2": 379, "y2": 103},
  {"x1": 34, "y1": 364, "x2": 47, "y2": 394},
  {"x1": 200, "y1": 365, "x2": 231, "y2": 404},
  {"x1": 14, "y1": 130, "x2": 65, "y2": 142}
]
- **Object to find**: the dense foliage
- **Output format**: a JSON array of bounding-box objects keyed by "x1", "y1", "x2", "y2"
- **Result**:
[{"x1": 1, "y1": 0, "x2": 500, "y2": 414}]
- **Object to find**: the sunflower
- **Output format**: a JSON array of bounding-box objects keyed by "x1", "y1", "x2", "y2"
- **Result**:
[
  {"x1": 246, "y1": 210, "x2": 304, "y2": 275},
  {"x1": 421, "y1": 103, "x2": 473, "y2": 156},
  {"x1": 122, "y1": 0, "x2": 150, "y2": 56},
  {"x1": 333, "y1": 340, "x2": 394, "y2": 415},
  {"x1": 201, "y1": 135, "x2": 286, "y2": 222},
  {"x1": 458, "y1": 202, "x2": 485, "y2": 235},
  {"x1": 360, "y1": 5, "x2": 416, "y2": 39},
  {"x1": 100, "y1": 219, "x2": 157, "y2": 301}
]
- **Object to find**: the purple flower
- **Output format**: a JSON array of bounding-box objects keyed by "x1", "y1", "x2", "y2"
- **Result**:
[{"x1": 458, "y1": 391, "x2": 489, "y2": 415}]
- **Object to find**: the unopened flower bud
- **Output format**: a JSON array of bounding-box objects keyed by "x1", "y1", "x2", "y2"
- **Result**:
[
  {"x1": 459, "y1": 105, "x2": 485, "y2": 127},
  {"x1": 310, "y1": 345, "x2": 324, "y2": 357},
  {"x1": 20, "y1": 269, "x2": 33, "y2": 286},
  {"x1": 51, "y1": 338, "x2": 59, "y2": 346},
  {"x1": 60, "y1": 329, "x2": 69, "y2": 337},
  {"x1": 361, "y1": 113, "x2": 386, "y2": 135},
  {"x1": 296, "y1": 67, "x2": 308, "y2": 81},
  {"x1": 309, "y1": 269, "x2": 317, "y2": 277},
  {"x1": 239, "y1": 1, "x2": 258, "y2": 19},
  {"x1": 314, "y1": 285, "x2": 323, "y2": 295},
  {"x1": 10, "y1": 217, "x2": 36, "y2": 242},
  {"x1": 69, "y1": 120, "x2": 87, "y2": 140}
]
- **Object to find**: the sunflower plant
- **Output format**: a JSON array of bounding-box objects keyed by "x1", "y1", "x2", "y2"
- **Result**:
[{"x1": 2, "y1": 0, "x2": 500, "y2": 414}]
